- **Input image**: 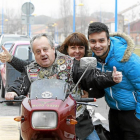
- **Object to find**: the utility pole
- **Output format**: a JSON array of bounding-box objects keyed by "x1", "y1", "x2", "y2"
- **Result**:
[{"x1": 21, "y1": 2, "x2": 34, "y2": 36}]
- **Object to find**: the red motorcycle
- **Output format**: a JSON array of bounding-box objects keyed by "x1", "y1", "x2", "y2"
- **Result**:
[{"x1": 3, "y1": 78, "x2": 96, "y2": 140}]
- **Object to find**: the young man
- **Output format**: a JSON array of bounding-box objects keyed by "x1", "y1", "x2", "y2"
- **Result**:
[{"x1": 88, "y1": 22, "x2": 140, "y2": 140}]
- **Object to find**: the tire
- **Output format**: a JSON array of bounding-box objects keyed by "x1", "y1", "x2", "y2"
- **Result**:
[{"x1": 1, "y1": 80, "x2": 5, "y2": 98}]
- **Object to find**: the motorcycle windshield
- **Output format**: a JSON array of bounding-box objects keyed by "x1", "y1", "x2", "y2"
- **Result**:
[{"x1": 30, "y1": 79, "x2": 68, "y2": 100}]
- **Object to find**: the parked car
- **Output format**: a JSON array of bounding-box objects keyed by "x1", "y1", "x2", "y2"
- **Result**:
[
  {"x1": 3, "y1": 41, "x2": 15, "y2": 51},
  {"x1": 0, "y1": 34, "x2": 30, "y2": 88},
  {"x1": 0, "y1": 41, "x2": 35, "y2": 98},
  {"x1": 0, "y1": 34, "x2": 30, "y2": 50}
]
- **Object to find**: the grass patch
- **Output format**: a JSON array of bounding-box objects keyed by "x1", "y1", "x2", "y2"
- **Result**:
[{"x1": 134, "y1": 48, "x2": 140, "y2": 56}]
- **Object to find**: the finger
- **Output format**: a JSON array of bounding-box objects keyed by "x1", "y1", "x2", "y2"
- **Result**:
[
  {"x1": 2, "y1": 45, "x2": 9, "y2": 54},
  {"x1": 114, "y1": 76, "x2": 122, "y2": 82},
  {"x1": 114, "y1": 73, "x2": 122, "y2": 78},
  {"x1": 0, "y1": 52, "x2": 5, "y2": 57},
  {"x1": 113, "y1": 66, "x2": 117, "y2": 74},
  {"x1": 5, "y1": 93, "x2": 10, "y2": 100},
  {"x1": 5, "y1": 92, "x2": 13, "y2": 100},
  {"x1": 0, "y1": 53, "x2": 6, "y2": 63}
]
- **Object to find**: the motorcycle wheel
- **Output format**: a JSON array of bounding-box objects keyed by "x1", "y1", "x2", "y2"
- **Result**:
[{"x1": 1, "y1": 80, "x2": 5, "y2": 98}]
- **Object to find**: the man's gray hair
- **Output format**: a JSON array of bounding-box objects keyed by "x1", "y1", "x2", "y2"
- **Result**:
[{"x1": 30, "y1": 33, "x2": 55, "y2": 51}]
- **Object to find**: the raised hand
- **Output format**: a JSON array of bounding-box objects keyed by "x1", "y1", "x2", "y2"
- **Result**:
[
  {"x1": 0, "y1": 45, "x2": 12, "y2": 63},
  {"x1": 112, "y1": 66, "x2": 122, "y2": 83}
]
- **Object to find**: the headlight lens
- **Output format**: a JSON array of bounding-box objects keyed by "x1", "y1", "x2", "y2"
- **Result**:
[{"x1": 32, "y1": 111, "x2": 57, "y2": 129}]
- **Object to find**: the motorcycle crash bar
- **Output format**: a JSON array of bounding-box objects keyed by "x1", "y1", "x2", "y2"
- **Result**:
[
  {"x1": 75, "y1": 98, "x2": 96, "y2": 102},
  {"x1": 77, "y1": 102, "x2": 98, "y2": 107}
]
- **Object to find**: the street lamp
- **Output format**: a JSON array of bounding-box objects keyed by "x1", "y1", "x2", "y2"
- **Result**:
[
  {"x1": 1, "y1": 1, "x2": 4, "y2": 34},
  {"x1": 124, "y1": 19, "x2": 130, "y2": 35},
  {"x1": 73, "y1": 0, "x2": 84, "y2": 32},
  {"x1": 52, "y1": 23, "x2": 59, "y2": 44},
  {"x1": 5, "y1": 19, "x2": 8, "y2": 33},
  {"x1": 115, "y1": 0, "x2": 118, "y2": 32},
  {"x1": 73, "y1": 0, "x2": 76, "y2": 32},
  {"x1": 29, "y1": 0, "x2": 31, "y2": 37}
]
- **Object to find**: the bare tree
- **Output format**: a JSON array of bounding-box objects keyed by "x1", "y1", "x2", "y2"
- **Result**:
[
  {"x1": 59, "y1": 0, "x2": 72, "y2": 38},
  {"x1": 5, "y1": 8, "x2": 22, "y2": 34}
]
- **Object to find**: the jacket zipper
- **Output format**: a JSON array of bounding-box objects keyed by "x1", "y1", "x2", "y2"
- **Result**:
[
  {"x1": 101, "y1": 63, "x2": 105, "y2": 72},
  {"x1": 110, "y1": 87, "x2": 120, "y2": 110},
  {"x1": 132, "y1": 91, "x2": 137, "y2": 103}
]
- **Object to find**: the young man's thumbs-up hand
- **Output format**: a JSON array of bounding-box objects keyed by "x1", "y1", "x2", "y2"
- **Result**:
[{"x1": 112, "y1": 66, "x2": 122, "y2": 83}]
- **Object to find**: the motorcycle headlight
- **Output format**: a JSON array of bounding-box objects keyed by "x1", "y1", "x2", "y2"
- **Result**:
[{"x1": 32, "y1": 111, "x2": 58, "y2": 129}]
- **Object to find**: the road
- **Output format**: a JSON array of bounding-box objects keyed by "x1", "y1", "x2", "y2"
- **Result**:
[
  {"x1": 0, "y1": 92, "x2": 109, "y2": 140},
  {"x1": 0, "y1": 96, "x2": 20, "y2": 140}
]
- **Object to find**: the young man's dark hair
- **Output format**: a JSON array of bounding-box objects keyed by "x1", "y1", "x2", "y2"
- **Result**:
[{"x1": 88, "y1": 22, "x2": 110, "y2": 40}]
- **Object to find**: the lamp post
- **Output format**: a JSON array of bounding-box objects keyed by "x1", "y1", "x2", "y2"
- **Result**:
[
  {"x1": 124, "y1": 19, "x2": 130, "y2": 35},
  {"x1": 1, "y1": 1, "x2": 4, "y2": 34},
  {"x1": 128, "y1": 23, "x2": 130, "y2": 35},
  {"x1": 5, "y1": 19, "x2": 8, "y2": 33},
  {"x1": 28, "y1": 0, "x2": 31, "y2": 37},
  {"x1": 73, "y1": 0, "x2": 76, "y2": 32},
  {"x1": 52, "y1": 23, "x2": 58, "y2": 44},
  {"x1": 73, "y1": 0, "x2": 84, "y2": 33},
  {"x1": 115, "y1": 0, "x2": 118, "y2": 32},
  {"x1": 79, "y1": 3, "x2": 84, "y2": 33}
]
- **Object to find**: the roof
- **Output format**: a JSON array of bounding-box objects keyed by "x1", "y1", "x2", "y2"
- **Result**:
[{"x1": 12, "y1": 41, "x2": 30, "y2": 45}]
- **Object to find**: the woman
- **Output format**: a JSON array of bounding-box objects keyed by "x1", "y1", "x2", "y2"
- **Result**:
[
  {"x1": 59, "y1": 32, "x2": 104, "y2": 99},
  {"x1": 59, "y1": 32, "x2": 90, "y2": 98},
  {"x1": 59, "y1": 33, "x2": 100, "y2": 140}
]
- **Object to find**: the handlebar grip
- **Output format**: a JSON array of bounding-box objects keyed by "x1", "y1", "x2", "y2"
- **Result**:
[
  {"x1": 75, "y1": 98, "x2": 96, "y2": 102},
  {"x1": 14, "y1": 96, "x2": 20, "y2": 100},
  {"x1": 14, "y1": 95, "x2": 26, "y2": 100}
]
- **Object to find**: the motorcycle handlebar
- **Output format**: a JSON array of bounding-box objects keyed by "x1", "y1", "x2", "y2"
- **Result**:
[
  {"x1": 75, "y1": 98, "x2": 96, "y2": 102},
  {"x1": 14, "y1": 95, "x2": 26, "y2": 100},
  {"x1": 0, "y1": 95, "x2": 26, "y2": 103}
]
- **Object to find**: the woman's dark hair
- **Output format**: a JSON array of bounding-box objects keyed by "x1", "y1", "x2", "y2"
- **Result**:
[
  {"x1": 88, "y1": 22, "x2": 110, "y2": 40},
  {"x1": 59, "y1": 32, "x2": 89, "y2": 57}
]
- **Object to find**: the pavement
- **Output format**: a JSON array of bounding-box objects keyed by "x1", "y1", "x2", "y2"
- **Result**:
[{"x1": 0, "y1": 116, "x2": 19, "y2": 140}]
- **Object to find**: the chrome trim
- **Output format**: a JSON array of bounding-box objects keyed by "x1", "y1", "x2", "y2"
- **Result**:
[{"x1": 132, "y1": 91, "x2": 137, "y2": 103}]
